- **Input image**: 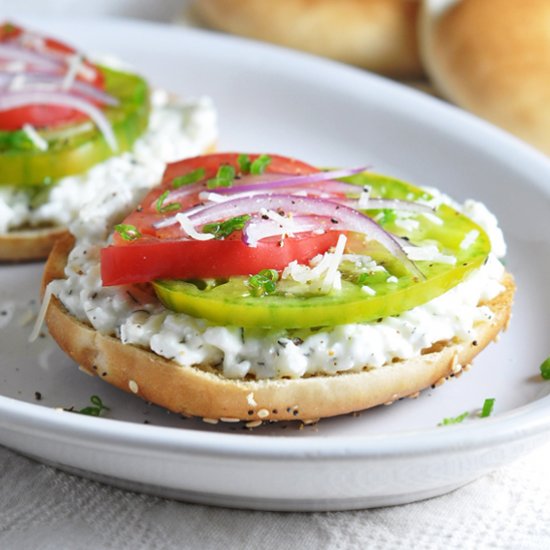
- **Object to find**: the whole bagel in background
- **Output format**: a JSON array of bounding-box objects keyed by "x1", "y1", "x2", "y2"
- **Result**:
[
  {"x1": 193, "y1": 0, "x2": 423, "y2": 78},
  {"x1": 420, "y1": 0, "x2": 550, "y2": 155}
]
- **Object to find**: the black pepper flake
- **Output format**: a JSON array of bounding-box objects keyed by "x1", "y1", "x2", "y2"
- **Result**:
[
  {"x1": 277, "y1": 339, "x2": 288, "y2": 348},
  {"x1": 136, "y1": 205, "x2": 143, "y2": 212},
  {"x1": 34, "y1": 391, "x2": 42, "y2": 401},
  {"x1": 261, "y1": 214, "x2": 269, "y2": 220},
  {"x1": 330, "y1": 218, "x2": 338, "y2": 224},
  {"x1": 292, "y1": 337, "x2": 304, "y2": 346}
]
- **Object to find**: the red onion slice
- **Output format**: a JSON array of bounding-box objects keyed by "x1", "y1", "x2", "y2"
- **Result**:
[
  {"x1": 187, "y1": 194, "x2": 423, "y2": 279},
  {"x1": 213, "y1": 166, "x2": 369, "y2": 194},
  {"x1": 0, "y1": 72, "x2": 118, "y2": 105},
  {"x1": 344, "y1": 198, "x2": 436, "y2": 214},
  {"x1": 0, "y1": 43, "x2": 63, "y2": 72},
  {"x1": 0, "y1": 91, "x2": 118, "y2": 151}
]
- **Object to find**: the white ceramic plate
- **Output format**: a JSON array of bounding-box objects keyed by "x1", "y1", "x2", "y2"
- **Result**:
[{"x1": 1, "y1": 17, "x2": 550, "y2": 512}]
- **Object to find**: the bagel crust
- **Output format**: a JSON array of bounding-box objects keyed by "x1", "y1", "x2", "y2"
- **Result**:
[
  {"x1": 420, "y1": 0, "x2": 550, "y2": 154},
  {"x1": 194, "y1": 0, "x2": 423, "y2": 78},
  {"x1": 0, "y1": 225, "x2": 68, "y2": 262},
  {"x1": 42, "y1": 234, "x2": 514, "y2": 422}
]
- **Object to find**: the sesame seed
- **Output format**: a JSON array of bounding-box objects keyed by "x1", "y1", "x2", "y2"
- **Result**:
[
  {"x1": 202, "y1": 417, "x2": 219, "y2": 425},
  {"x1": 220, "y1": 417, "x2": 240, "y2": 423},
  {"x1": 257, "y1": 408, "x2": 270, "y2": 419},
  {"x1": 128, "y1": 380, "x2": 139, "y2": 394}
]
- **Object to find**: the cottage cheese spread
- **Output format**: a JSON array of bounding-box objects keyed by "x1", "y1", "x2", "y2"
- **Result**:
[
  {"x1": 0, "y1": 89, "x2": 217, "y2": 234},
  {"x1": 47, "y1": 172, "x2": 507, "y2": 380}
]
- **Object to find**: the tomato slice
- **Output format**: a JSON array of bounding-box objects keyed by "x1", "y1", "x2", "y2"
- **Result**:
[
  {"x1": 0, "y1": 65, "x2": 149, "y2": 185},
  {"x1": 0, "y1": 22, "x2": 105, "y2": 131},
  {"x1": 101, "y1": 153, "x2": 340, "y2": 285},
  {"x1": 152, "y1": 172, "x2": 492, "y2": 329}
]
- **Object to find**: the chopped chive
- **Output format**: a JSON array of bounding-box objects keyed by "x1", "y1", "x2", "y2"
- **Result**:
[
  {"x1": 115, "y1": 223, "x2": 141, "y2": 241},
  {"x1": 247, "y1": 269, "x2": 279, "y2": 296},
  {"x1": 438, "y1": 411, "x2": 469, "y2": 426},
  {"x1": 156, "y1": 189, "x2": 181, "y2": 213},
  {"x1": 380, "y1": 208, "x2": 397, "y2": 225},
  {"x1": 172, "y1": 167, "x2": 205, "y2": 188},
  {"x1": 237, "y1": 154, "x2": 251, "y2": 173},
  {"x1": 250, "y1": 154, "x2": 272, "y2": 175},
  {"x1": 77, "y1": 395, "x2": 109, "y2": 417},
  {"x1": 480, "y1": 398, "x2": 495, "y2": 418},
  {"x1": 203, "y1": 215, "x2": 250, "y2": 239},
  {"x1": 540, "y1": 357, "x2": 550, "y2": 380},
  {"x1": 207, "y1": 164, "x2": 235, "y2": 189}
]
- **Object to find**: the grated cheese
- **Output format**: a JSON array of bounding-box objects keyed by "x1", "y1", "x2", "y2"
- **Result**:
[{"x1": 22, "y1": 123, "x2": 48, "y2": 151}]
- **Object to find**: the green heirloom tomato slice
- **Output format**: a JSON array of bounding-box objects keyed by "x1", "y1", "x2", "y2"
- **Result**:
[
  {"x1": 152, "y1": 173, "x2": 492, "y2": 329},
  {"x1": 0, "y1": 65, "x2": 149, "y2": 186}
]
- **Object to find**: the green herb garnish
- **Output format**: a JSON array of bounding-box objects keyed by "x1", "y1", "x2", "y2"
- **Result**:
[
  {"x1": 207, "y1": 165, "x2": 235, "y2": 189},
  {"x1": 203, "y1": 215, "x2": 251, "y2": 239},
  {"x1": 250, "y1": 154, "x2": 272, "y2": 175},
  {"x1": 380, "y1": 209, "x2": 397, "y2": 225},
  {"x1": 247, "y1": 269, "x2": 279, "y2": 296},
  {"x1": 438, "y1": 411, "x2": 469, "y2": 426},
  {"x1": 172, "y1": 167, "x2": 205, "y2": 188},
  {"x1": 540, "y1": 357, "x2": 550, "y2": 380},
  {"x1": 237, "y1": 154, "x2": 251, "y2": 173},
  {"x1": 115, "y1": 223, "x2": 141, "y2": 241},
  {"x1": 480, "y1": 397, "x2": 495, "y2": 418},
  {"x1": 78, "y1": 395, "x2": 110, "y2": 417},
  {"x1": 237, "y1": 154, "x2": 271, "y2": 175},
  {"x1": 156, "y1": 190, "x2": 181, "y2": 213}
]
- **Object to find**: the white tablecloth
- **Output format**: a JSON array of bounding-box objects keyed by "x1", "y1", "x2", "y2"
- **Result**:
[{"x1": 1, "y1": 441, "x2": 549, "y2": 549}]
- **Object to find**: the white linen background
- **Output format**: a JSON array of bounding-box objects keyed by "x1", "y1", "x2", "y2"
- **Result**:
[
  {"x1": 0, "y1": 2, "x2": 549, "y2": 548},
  {"x1": 1, "y1": 440, "x2": 549, "y2": 549}
]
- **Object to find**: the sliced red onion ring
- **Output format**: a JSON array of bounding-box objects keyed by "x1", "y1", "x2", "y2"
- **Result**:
[
  {"x1": 213, "y1": 166, "x2": 369, "y2": 194},
  {"x1": 186, "y1": 194, "x2": 423, "y2": 279},
  {"x1": 0, "y1": 43, "x2": 63, "y2": 71},
  {"x1": 0, "y1": 91, "x2": 118, "y2": 151},
  {"x1": 343, "y1": 198, "x2": 436, "y2": 213},
  {"x1": 0, "y1": 72, "x2": 118, "y2": 105}
]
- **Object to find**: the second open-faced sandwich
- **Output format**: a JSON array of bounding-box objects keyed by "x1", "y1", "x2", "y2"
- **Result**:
[
  {"x1": 0, "y1": 22, "x2": 217, "y2": 261},
  {"x1": 40, "y1": 152, "x2": 514, "y2": 423}
]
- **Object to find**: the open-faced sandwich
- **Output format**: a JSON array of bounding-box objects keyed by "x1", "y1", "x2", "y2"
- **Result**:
[
  {"x1": 0, "y1": 22, "x2": 217, "y2": 261},
  {"x1": 40, "y1": 152, "x2": 514, "y2": 423}
]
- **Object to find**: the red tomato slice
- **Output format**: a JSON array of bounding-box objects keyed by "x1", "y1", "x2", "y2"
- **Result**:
[
  {"x1": 0, "y1": 22, "x2": 105, "y2": 131},
  {"x1": 101, "y1": 232, "x2": 340, "y2": 286},
  {"x1": 101, "y1": 153, "x2": 342, "y2": 286}
]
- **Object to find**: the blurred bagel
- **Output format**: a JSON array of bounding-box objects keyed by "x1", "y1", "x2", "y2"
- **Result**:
[
  {"x1": 193, "y1": 0, "x2": 423, "y2": 77},
  {"x1": 420, "y1": 0, "x2": 550, "y2": 154}
]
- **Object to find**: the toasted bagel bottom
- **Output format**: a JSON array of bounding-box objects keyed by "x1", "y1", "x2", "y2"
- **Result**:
[
  {"x1": 0, "y1": 226, "x2": 68, "y2": 262},
  {"x1": 43, "y1": 234, "x2": 514, "y2": 422}
]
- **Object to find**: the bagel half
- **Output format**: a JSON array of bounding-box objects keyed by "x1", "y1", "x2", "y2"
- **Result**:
[
  {"x1": 0, "y1": 226, "x2": 68, "y2": 262},
  {"x1": 193, "y1": 0, "x2": 423, "y2": 78},
  {"x1": 420, "y1": 0, "x2": 550, "y2": 154},
  {"x1": 42, "y1": 233, "x2": 514, "y2": 423}
]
